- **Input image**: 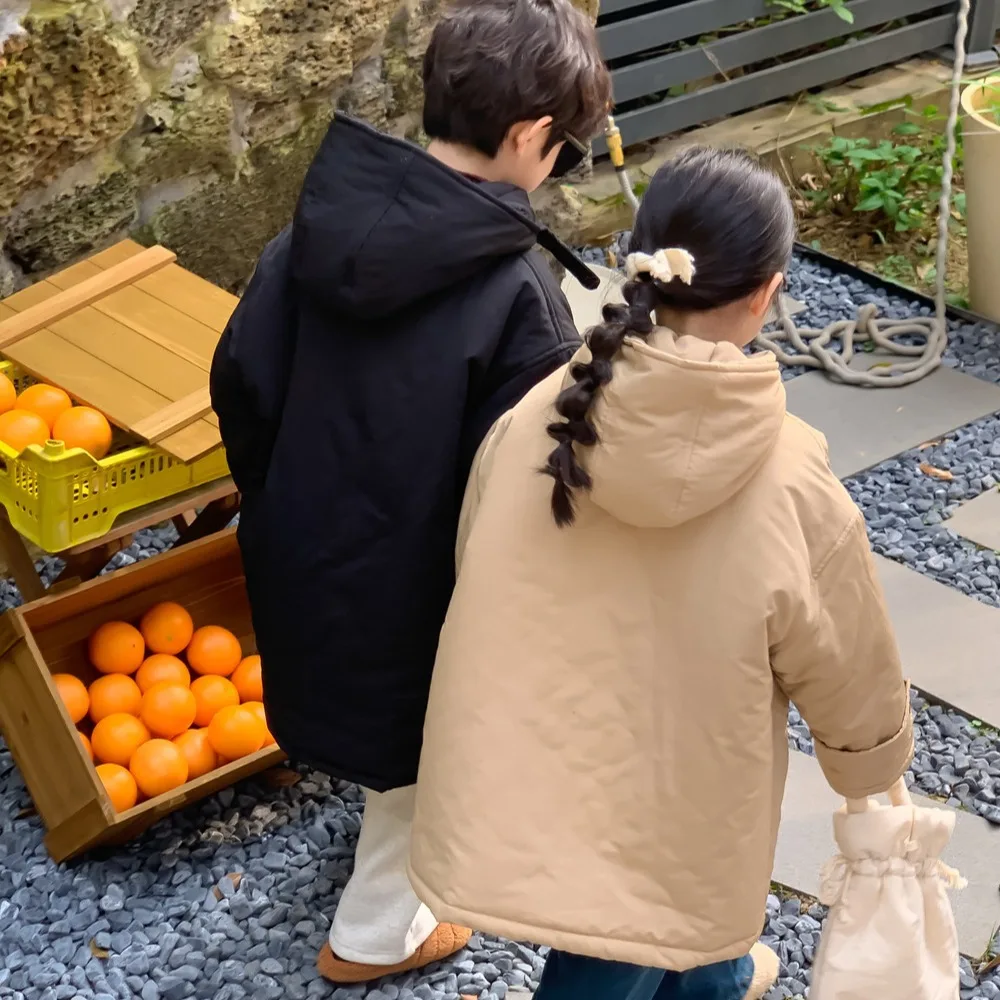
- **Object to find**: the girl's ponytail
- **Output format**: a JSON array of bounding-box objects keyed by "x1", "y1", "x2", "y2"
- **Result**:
[
  {"x1": 542, "y1": 247, "x2": 696, "y2": 527},
  {"x1": 542, "y1": 277, "x2": 659, "y2": 527}
]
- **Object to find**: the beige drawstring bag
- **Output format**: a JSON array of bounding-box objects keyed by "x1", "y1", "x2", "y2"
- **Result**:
[{"x1": 809, "y1": 778, "x2": 966, "y2": 1000}]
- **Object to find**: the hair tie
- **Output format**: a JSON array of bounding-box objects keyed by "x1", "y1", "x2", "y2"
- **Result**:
[{"x1": 625, "y1": 248, "x2": 696, "y2": 286}]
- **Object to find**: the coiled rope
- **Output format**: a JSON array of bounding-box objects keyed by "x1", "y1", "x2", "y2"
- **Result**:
[{"x1": 753, "y1": 0, "x2": 970, "y2": 386}]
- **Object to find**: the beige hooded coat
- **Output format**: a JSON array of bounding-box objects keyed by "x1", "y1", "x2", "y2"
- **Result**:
[{"x1": 409, "y1": 330, "x2": 914, "y2": 972}]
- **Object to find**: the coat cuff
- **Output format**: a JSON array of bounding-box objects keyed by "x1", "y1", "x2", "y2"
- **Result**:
[{"x1": 813, "y1": 682, "x2": 914, "y2": 799}]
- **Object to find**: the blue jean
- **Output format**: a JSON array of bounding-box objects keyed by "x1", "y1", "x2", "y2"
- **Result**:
[{"x1": 534, "y1": 949, "x2": 755, "y2": 1000}]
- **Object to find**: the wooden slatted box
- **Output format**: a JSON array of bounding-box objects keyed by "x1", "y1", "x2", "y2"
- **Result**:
[
  {"x1": 0, "y1": 242, "x2": 233, "y2": 552},
  {"x1": 0, "y1": 529, "x2": 284, "y2": 861}
]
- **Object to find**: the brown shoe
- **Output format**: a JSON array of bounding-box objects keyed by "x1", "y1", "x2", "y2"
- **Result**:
[{"x1": 317, "y1": 923, "x2": 473, "y2": 983}]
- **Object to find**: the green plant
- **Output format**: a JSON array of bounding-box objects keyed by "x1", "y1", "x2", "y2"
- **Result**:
[
  {"x1": 805, "y1": 108, "x2": 963, "y2": 238},
  {"x1": 770, "y1": 0, "x2": 854, "y2": 23}
]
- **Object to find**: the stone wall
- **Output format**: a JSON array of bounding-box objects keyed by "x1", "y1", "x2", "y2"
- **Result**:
[
  {"x1": 0, "y1": 0, "x2": 598, "y2": 297},
  {"x1": 0, "y1": 0, "x2": 444, "y2": 294}
]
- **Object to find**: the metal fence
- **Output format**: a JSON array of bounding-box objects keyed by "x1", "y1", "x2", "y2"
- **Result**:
[{"x1": 596, "y1": 0, "x2": 1000, "y2": 153}]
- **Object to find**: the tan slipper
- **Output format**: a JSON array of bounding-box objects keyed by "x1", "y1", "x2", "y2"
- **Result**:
[
  {"x1": 317, "y1": 923, "x2": 473, "y2": 983},
  {"x1": 743, "y1": 942, "x2": 779, "y2": 1000}
]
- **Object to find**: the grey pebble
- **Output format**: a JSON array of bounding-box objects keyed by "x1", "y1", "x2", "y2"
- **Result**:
[
  {"x1": 230, "y1": 895, "x2": 254, "y2": 921},
  {"x1": 160, "y1": 975, "x2": 194, "y2": 1000}
]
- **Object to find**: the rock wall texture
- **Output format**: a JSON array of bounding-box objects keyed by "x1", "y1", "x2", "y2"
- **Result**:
[
  {"x1": 0, "y1": 0, "x2": 439, "y2": 293},
  {"x1": 0, "y1": 0, "x2": 597, "y2": 295}
]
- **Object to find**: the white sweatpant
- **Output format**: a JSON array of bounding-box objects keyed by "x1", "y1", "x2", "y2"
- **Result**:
[{"x1": 328, "y1": 785, "x2": 439, "y2": 965}]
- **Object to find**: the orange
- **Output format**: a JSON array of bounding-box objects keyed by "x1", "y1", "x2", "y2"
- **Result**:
[
  {"x1": 207, "y1": 705, "x2": 265, "y2": 760},
  {"x1": 140, "y1": 682, "x2": 197, "y2": 738},
  {"x1": 0, "y1": 373, "x2": 16, "y2": 415},
  {"x1": 53, "y1": 673, "x2": 89, "y2": 724},
  {"x1": 52, "y1": 406, "x2": 113, "y2": 460},
  {"x1": 96, "y1": 763, "x2": 138, "y2": 812},
  {"x1": 231, "y1": 655, "x2": 263, "y2": 703},
  {"x1": 79, "y1": 730, "x2": 94, "y2": 761},
  {"x1": 91, "y1": 713, "x2": 151, "y2": 767},
  {"x1": 243, "y1": 700, "x2": 276, "y2": 747},
  {"x1": 173, "y1": 729, "x2": 219, "y2": 780},
  {"x1": 129, "y1": 739, "x2": 189, "y2": 798},
  {"x1": 17, "y1": 384, "x2": 72, "y2": 433},
  {"x1": 190, "y1": 675, "x2": 240, "y2": 728},
  {"x1": 187, "y1": 626, "x2": 242, "y2": 677},
  {"x1": 0, "y1": 409, "x2": 50, "y2": 454},
  {"x1": 88, "y1": 621, "x2": 145, "y2": 675},
  {"x1": 139, "y1": 602, "x2": 194, "y2": 656},
  {"x1": 135, "y1": 654, "x2": 190, "y2": 694},
  {"x1": 88, "y1": 673, "x2": 142, "y2": 723}
]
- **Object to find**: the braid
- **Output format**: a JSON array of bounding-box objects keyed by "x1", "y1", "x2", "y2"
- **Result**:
[{"x1": 542, "y1": 278, "x2": 659, "y2": 526}]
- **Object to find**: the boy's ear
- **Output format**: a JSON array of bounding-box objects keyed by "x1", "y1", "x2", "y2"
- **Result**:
[{"x1": 507, "y1": 116, "x2": 554, "y2": 153}]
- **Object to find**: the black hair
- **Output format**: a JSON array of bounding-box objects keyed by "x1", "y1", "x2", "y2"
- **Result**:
[
  {"x1": 542, "y1": 146, "x2": 797, "y2": 526},
  {"x1": 422, "y1": 0, "x2": 612, "y2": 158}
]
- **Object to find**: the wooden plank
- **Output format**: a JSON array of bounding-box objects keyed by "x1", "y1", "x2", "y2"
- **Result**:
[
  {"x1": 1, "y1": 279, "x2": 67, "y2": 312},
  {"x1": 3, "y1": 328, "x2": 220, "y2": 460},
  {"x1": 64, "y1": 479, "x2": 236, "y2": 555},
  {"x1": 0, "y1": 616, "x2": 111, "y2": 861},
  {"x1": 132, "y1": 387, "x2": 213, "y2": 443},
  {"x1": 43, "y1": 259, "x2": 105, "y2": 289},
  {"x1": 136, "y1": 267, "x2": 238, "y2": 333},
  {"x1": 0, "y1": 247, "x2": 177, "y2": 351},
  {"x1": 156, "y1": 425, "x2": 222, "y2": 463},
  {"x1": 44, "y1": 270, "x2": 219, "y2": 372},
  {"x1": 2, "y1": 287, "x2": 220, "y2": 459},
  {"x1": 101, "y1": 745, "x2": 286, "y2": 853},
  {"x1": 0, "y1": 242, "x2": 223, "y2": 462},
  {"x1": 71, "y1": 240, "x2": 236, "y2": 332},
  {"x1": 44, "y1": 307, "x2": 219, "y2": 430},
  {"x1": 86, "y1": 286, "x2": 219, "y2": 371},
  {"x1": 0, "y1": 508, "x2": 46, "y2": 603},
  {"x1": 87, "y1": 240, "x2": 147, "y2": 270}
]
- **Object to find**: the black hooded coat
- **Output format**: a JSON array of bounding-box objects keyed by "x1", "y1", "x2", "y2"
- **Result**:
[{"x1": 210, "y1": 114, "x2": 597, "y2": 790}]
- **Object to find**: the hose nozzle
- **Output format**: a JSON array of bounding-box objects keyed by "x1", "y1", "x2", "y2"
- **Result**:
[{"x1": 605, "y1": 115, "x2": 639, "y2": 217}]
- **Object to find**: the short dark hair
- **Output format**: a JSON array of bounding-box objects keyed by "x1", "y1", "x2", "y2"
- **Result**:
[
  {"x1": 542, "y1": 147, "x2": 797, "y2": 526},
  {"x1": 422, "y1": 0, "x2": 612, "y2": 158}
]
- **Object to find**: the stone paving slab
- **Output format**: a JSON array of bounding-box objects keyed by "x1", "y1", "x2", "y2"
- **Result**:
[
  {"x1": 948, "y1": 486, "x2": 1000, "y2": 553},
  {"x1": 776, "y1": 749, "x2": 1000, "y2": 958},
  {"x1": 784, "y1": 367, "x2": 1000, "y2": 479},
  {"x1": 874, "y1": 554, "x2": 1000, "y2": 727}
]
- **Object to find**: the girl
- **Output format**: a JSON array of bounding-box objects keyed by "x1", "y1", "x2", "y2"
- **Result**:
[{"x1": 408, "y1": 147, "x2": 913, "y2": 1000}]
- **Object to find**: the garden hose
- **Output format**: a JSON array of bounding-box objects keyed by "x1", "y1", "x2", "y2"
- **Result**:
[
  {"x1": 613, "y1": 0, "x2": 971, "y2": 387},
  {"x1": 606, "y1": 116, "x2": 641, "y2": 217},
  {"x1": 756, "y1": 0, "x2": 968, "y2": 386}
]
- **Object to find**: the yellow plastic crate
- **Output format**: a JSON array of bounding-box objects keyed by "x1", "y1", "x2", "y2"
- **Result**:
[{"x1": 0, "y1": 362, "x2": 230, "y2": 553}]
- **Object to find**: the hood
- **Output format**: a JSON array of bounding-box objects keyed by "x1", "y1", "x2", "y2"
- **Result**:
[
  {"x1": 289, "y1": 114, "x2": 598, "y2": 320},
  {"x1": 581, "y1": 330, "x2": 786, "y2": 528}
]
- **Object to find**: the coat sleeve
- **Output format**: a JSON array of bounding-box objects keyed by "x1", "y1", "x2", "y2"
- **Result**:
[
  {"x1": 210, "y1": 228, "x2": 297, "y2": 494},
  {"x1": 456, "y1": 410, "x2": 515, "y2": 573},
  {"x1": 771, "y1": 513, "x2": 914, "y2": 799}
]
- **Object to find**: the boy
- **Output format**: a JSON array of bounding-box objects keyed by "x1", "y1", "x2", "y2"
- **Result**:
[{"x1": 210, "y1": 0, "x2": 611, "y2": 983}]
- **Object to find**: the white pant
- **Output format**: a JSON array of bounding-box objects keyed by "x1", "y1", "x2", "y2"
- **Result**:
[{"x1": 328, "y1": 785, "x2": 439, "y2": 965}]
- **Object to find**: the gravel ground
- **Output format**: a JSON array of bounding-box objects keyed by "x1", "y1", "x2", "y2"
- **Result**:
[{"x1": 2, "y1": 250, "x2": 1000, "y2": 999}]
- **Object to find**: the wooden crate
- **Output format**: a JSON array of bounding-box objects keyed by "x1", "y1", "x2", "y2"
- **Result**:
[
  {"x1": 0, "y1": 529, "x2": 284, "y2": 861},
  {"x1": 0, "y1": 240, "x2": 232, "y2": 463}
]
